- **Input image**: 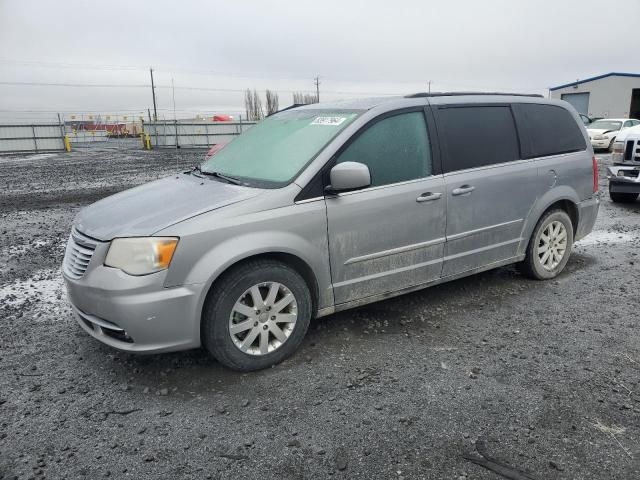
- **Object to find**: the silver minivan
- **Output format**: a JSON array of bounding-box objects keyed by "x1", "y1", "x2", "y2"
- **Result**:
[{"x1": 63, "y1": 93, "x2": 599, "y2": 371}]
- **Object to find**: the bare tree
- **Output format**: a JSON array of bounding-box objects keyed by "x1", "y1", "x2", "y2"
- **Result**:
[
  {"x1": 244, "y1": 89, "x2": 265, "y2": 121},
  {"x1": 244, "y1": 89, "x2": 253, "y2": 121},
  {"x1": 265, "y1": 90, "x2": 279, "y2": 115},
  {"x1": 252, "y1": 90, "x2": 264, "y2": 120},
  {"x1": 292, "y1": 91, "x2": 318, "y2": 105}
]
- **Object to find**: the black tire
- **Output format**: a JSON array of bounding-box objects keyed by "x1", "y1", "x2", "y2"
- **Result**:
[
  {"x1": 518, "y1": 209, "x2": 574, "y2": 280},
  {"x1": 202, "y1": 259, "x2": 312, "y2": 371},
  {"x1": 609, "y1": 185, "x2": 638, "y2": 203},
  {"x1": 608, "y1": 137, "x2": 615, "y2": 152}
]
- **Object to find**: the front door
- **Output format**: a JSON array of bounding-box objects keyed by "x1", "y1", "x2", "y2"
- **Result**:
[{"x1": 325, "y1": 109, "x2": 446, "y2": 305}]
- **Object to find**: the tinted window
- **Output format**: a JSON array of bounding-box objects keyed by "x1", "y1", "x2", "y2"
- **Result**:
[
  {"x1": 437, "y1": 106, "x2": 520, "y2": 172},
  {"x1": 336, "y1": 111, "x2": 431, "y2": 187},
  {"x1": 623, "y1": 121, "x2": 633, "y2": 128},
  {"x1": 513, "y1": 104, "x2": 586, "y2": 158}
]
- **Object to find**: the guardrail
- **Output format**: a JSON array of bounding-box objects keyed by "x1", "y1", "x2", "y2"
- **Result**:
[
  {"x1": 0, "y1": 123, "x2": 66, "y2": 154},
  {"x1": 143, "y1": 121, "x2": 256, "y2": 148}
]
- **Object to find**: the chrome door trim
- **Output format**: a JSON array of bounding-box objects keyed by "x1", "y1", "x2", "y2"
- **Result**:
[
  {"x1": 344, "y1": 237, "x2": 446, "y2": 265},
  {"x1": 332, "y1": 257, "x2": 444, "y2": 289},
  {"x1": 446, "y1": 218, "x2": 523, "y2": 242},
  {"x1": 443, "y1": 237, "x2": 523, "y2": 261}
]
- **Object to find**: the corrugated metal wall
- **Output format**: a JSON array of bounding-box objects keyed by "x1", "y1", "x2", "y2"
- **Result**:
[
  {"x1": 0, "y1": 123, "x2": 65, "y2": 153},
  {"x1": 145, "y1": 121, "x2": 256, "y2": 148}
]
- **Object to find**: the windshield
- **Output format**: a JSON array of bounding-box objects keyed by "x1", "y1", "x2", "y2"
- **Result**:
[
  {"x1": 201, "y1": 109, "x2": 361, "y2": 187},
  {"x1": 588, "y1": 120, "x2": 622, "y2": 131}
]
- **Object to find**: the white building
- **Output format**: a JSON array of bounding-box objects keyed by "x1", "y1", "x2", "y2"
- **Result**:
[{"x1": 549, "y1": 72, "x2": 640, "y2": 119}]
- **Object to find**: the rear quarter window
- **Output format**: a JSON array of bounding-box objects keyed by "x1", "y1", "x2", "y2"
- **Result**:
[
  {"x1": 436, "y1": 105, "x2": 520, "y2": 173},
  {"x1": 512, "y1": 103, "x2": 586, "y2": 158}
]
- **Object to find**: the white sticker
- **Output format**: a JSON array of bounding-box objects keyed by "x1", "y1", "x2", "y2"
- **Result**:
[{"x1": 311, "y1": 116, "x2": 348, "y2": 126}]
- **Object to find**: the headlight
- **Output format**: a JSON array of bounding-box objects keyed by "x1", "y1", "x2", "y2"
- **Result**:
[
  {"x1": 594, "y1": 135, "x2": 608, "y2": 140},
  {"x1": 612, "y1": 142, "x2": 625, "y2": 157},
  {"x1": 105, "y1": 237, "x2": 179, "y2": 275}
]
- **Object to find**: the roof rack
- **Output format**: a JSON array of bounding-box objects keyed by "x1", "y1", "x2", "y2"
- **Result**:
[{"x1": 405, "y1": 92, "x2": 543, "y2": 98}]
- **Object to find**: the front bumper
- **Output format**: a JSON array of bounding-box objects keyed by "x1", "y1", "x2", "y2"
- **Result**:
[
  {"x1": 590, "y1": 138, "x2": 612, "y2": 149},
  {"x1": 63, "y1": 250, "x2": 204, "y2": 353},
  {"x1": 607, "y1": 165, "x2": 640, "y2": 194}
]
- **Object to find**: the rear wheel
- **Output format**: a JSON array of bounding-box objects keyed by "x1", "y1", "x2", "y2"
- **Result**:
[
  {"x1": 202, "y1": 259, "x2": 312, "y2": 371},
  {"x1": 609, "y1": 185, "x2": 638, "y2": 203},
  {"x1": 518, "y1": 209, "x2": 573, "y2": 280}
]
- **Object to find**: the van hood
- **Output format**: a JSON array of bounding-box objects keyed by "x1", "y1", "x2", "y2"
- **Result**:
[{"x1": 75, "y1": 173, "x2": 262, "y2": 241}]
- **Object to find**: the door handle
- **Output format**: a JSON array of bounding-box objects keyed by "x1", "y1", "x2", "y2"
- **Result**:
[
  {"x1": 451, "y1": 185, "x2": 475, "y2": 196},
  {"x1": 416, "y1": 192, "x2": 442, "y2": 203}
]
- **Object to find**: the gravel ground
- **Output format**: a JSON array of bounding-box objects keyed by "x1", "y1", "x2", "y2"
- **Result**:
[{"x1": 1, "y1": 144, "x2": 639, "y2": 480}]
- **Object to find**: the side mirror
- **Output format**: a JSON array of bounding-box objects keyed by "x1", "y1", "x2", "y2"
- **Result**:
[{"x1": 326, "y1": 162, "x2": 371, "y2": 194}]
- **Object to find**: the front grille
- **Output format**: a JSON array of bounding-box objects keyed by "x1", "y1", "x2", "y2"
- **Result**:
[
  {"x1": 625, "y1": 140, "x2": 634, "y2": 161},
  {"x1": 63, "y1": 228, "x2": 98, "y2": 279}
]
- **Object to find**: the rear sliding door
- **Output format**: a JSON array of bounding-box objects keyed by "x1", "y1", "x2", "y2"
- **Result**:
[{"x1": 433, "y1": 104, "x2": 543, "y2": 276}]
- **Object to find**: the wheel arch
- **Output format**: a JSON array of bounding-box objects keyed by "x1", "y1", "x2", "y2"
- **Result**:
[
  {"x1": 519, "y1": 191, "x2": 580, "y2": 255},
  {"x1": 198, "y1": 251, "x2": 321, "y2": 338}
]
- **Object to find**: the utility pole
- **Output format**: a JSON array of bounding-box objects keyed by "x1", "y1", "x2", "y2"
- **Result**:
[
  {"x1": 171, "y1": 78, "x2": 178, "y2": 149},
  {"x1": 428, "y1": 80, "x2": 431, "y2": 95},
  {"x1": 150, "y1": 68, "x2": 158, "y2": 121},
  {"x1": 313, "y1": 75, "x2": 320, "y2": 103}
]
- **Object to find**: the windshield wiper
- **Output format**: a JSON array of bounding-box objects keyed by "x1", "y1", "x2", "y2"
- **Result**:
[
  {"x1": 190, "y1": 165, "x2": 205, "y2": 178},
  {"x1": 201, "y1": 169, "x2": 244, "y2": 186},
  {"x1": 191, "y1": 164, "x2": 244, "y2": 185}
]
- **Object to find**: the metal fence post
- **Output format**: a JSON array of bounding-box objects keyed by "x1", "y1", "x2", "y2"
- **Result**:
[
  {"x1": 31, "y1": 125, "x2": 38, "y2": 152},
  {"x1": 57, "y1": 113, "x2": 65, "y2": 150}
]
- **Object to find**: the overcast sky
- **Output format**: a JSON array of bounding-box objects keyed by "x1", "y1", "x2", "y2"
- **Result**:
[{"x1": 1, "y1": 0, "x2": 639, "y2": 122}]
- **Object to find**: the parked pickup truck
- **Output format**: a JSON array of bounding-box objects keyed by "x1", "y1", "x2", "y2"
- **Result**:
[{"x1": 608, "y1": 127, "x2": 640, "y2": 203}]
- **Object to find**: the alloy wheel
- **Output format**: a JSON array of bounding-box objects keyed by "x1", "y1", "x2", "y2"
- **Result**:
[
  {"x1": 537, "y1": 220, "x2": 568, "y2": 271},
  {"x1": 228, "y1": 282, "x2": 298, "y2": 356}
]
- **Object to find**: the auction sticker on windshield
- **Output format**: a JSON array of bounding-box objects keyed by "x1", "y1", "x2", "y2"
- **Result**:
[{"x1": 311, "y1": 116, "x2": 350, "y2": 126}]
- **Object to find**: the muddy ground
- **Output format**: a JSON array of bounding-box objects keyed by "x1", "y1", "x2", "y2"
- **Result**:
[{"x1": 1, "y1": 143, "x2": 639, "y2": 480}]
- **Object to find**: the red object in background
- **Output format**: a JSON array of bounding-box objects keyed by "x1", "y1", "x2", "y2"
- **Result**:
[
  {"x1": 77, "y1": 122, "x2": 126, "y2": 134},
  {"x1": 212, "y1": 114, "x2": 233, "y2": 122},
  {"x1": 204, "y1": 142, "x2": 227, "y2": 160}
]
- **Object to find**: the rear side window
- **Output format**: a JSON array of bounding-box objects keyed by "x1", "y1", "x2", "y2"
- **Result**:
[
  {"x1": 336, "y1": 111, "x2": 432, "y2": 187},
  {"x1": 436, "y1": 106, "x2": 520, "y2": 173},
  {"x1": 512, "y1": 103, "x2": 586, "y2": 158}
]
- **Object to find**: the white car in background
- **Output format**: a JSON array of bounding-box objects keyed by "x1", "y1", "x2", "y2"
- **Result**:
[{"x1": 587, "y1": 118, "x2": 640, "y2": 151}]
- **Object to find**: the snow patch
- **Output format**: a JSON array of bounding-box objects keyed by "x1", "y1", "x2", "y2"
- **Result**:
[
  {"x1": 575, "y1": 230, "x2": 635, "y2": 246},
  {"x1": 0, "y1": 269, "x2": 65, "y2": 309}
]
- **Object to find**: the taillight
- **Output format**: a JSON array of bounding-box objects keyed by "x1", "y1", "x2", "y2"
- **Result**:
[{"x1": 592, "y1": 155, "x2": 598, "y2": 193}]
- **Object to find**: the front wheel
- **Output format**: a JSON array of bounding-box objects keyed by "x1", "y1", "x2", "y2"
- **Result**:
[
  {"x1": 202, "y1": 259, "x2": 312, "y2": 371},
  {"x1": 518, "y1": 210, "x2": 574, "y2": 280}
]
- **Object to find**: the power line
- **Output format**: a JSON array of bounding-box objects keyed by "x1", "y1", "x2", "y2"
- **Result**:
[
  {"x1": 0, "y1": 80, "x2": 400, "y2": 96},
  {"x1": 0, "y1": 81, "x2": 149, "y2": 88}
]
